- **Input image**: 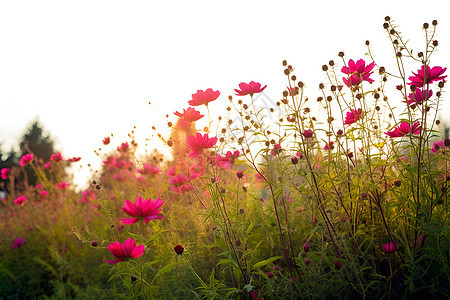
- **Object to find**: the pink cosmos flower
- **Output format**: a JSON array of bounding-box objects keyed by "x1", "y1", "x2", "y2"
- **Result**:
[
  {"x1": 44, "y1": 161, "x2": 52, "y2": 170},
  {"x1": 50, "y1": 152, "x2": 63, "y2": 162},
  {"x1": 302, "y1": 129, "x2": 313, "y2": 138},
  {"x1": 341, "y1": 59, "x2": 375, "y2": 87},
  {"x1": 14, "y1": 195, "x2": 26, "y2": 205},
  {"x1": 186, "y1": 132, "x2": 218, "y2": 158},
  {"x1": 106, "y1": 238, "x2": 145, "y2": 264},
  {"x1": 234, "y1": 81, "x2": 267, "y2": 97},
  {"x1": 382, "y1": 241, "x2": 399, "y2": 254},
  {"x1": 408, "y1": 65, "x2": 447, "y2": 87},
  {"x1": 344, "y1": 108, "x2": 362, "y2": 126},
  {"x1": 81, "y1": 190, "x2": 96, "y2": 203},
  {"x1": 103, "y1": 137, "x2": 111, "y2": 145},
  {"x1": 120, "y1": 197, "x2": 164, "y2": 225},
  {"x1": 19, "y1": 154, "x2": 34, "y2": 167},
  {"x1": 169, "y1": 174, "x2": 191, "y2": 192},
  {"x1": 67, "y1": 157, "x2": 81, "y2": 162},
  {"x1": 385, "y1": 121, "x2": 421, "y2": 138},
  {"x1": 40, "y1": 190, "x2": 49, "y2": 198},
  {"x1": 406, "y1": 88, "x2": 433, "y2": 105},
  {"x1": 270, "y1": 144, "x2": 282, "y2": 156},
  {"x1": 55, "y1": 181, "x2": 68, "y2": 190},
  {"x1": 324, "y1": 141, "x2": 334, "y2": 151},
  {"x1": 174, "y1": 107, "x2": 204, "y2": 122},
  {"x1": 188, "y1": 89, "x2": 220, "y2": 106},
  {"x1": 1, "y1": 168, "x2": 11, "y2": 180},
  {"x1": 431, "y1": 140, "x2": 445, "y2": 153},
  {"x1": 138, "y1": 163, "x2": 161, "y2": 176},
  {"x1": 13, "y1": 238, "x2": 26, "y2": 249}
]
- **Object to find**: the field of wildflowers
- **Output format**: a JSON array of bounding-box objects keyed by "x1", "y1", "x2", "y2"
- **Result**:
[{"x1": 1, "y1": 17, "x2": 449, "y2": 299}]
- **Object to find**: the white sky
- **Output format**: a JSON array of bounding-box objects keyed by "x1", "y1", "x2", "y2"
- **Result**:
[{"x1": 1, "y1": 0, "x2": 449, "y2": 189}]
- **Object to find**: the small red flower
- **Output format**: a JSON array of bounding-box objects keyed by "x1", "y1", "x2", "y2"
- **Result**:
[
  {"x1": 174, "y1": 244, "x2": 184, "y2": 255},
  {"x1": 106, "y1": 238, "x2": 145, "y2": 264},
  {"x1": 103, "y1": 137, "x2": 111, "y2": 145},
  {"x1": 50, "y1": 152, "x2": 63, "y2": 162},
  {"x1": 431, "y1": 140, "x2": 445, "y2": 153},
  {"x1": 174, "y1": 107, "x2": 204, "y2": 122},
  {"x1": 67, "y1": 157, "x2": 81, "y2": 162},
  {"x1": 14, "y1": 195, "x2": 27, "y2": 205},
  {"x1": 13, "y1": 238, "x2": 26, "y2": 249},
  {"x1": 302, "y1": 129, "x2": 313, "y2": 138},
  {"x1": 1, "y1": 168, "x2": 11, "y2": 180},
  {"x1": 382, "y1": 241, "x2": 399, "y2": 254},
  {"x1": 186, "y1": 132, "x2": 218, "y2": 158},
  {"x1": 188, "y1": 89, "x2": 220, "y2": 106},
  {"x1": 234, "y1": 81, "x2": 267, "y2": 97},
  {"x1": 344, "y1": 108, "x2": 362, "y2": 126}
]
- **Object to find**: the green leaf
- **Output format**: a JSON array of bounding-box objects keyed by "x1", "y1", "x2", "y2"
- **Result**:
[
  {"x1": 251, "y1": 256, "x2": 283, "y2": 270},
  {"x1": 151, "y1": 261, "x2": 183, "y2": 283}
]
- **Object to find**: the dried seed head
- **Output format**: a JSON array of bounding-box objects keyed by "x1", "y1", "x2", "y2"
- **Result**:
[
  {"x1": 298, "y1": 81, "x2": 304, "y2": 88},
  {"x1": 432, "y1": 20, "x2": 438, "y2": 26},
  {"x1": 385, "y1": 16, "x2": 390, "y2": 21},
  {"x1": 423, "y1": 23, "x2": 429, "y2": 29},
  {"x1": 383, "y1": 22, "x2": 389, "y2": 29},
  {"x1": 329, "y1": 60, "x2": 335, "y2": 66},
  {"x1": 338, "y1": 51, "x2": 344, "y2": 57},
  {"x1": 365, "y1": 40, "x2": 370, "y2": 46},
  {"x1": 322, "y1": 65, "x2": 328, "y2": 71},
  {"x1": 433, "y1": 40, "x2": 438, "y2": 47},
  {"x1": 282, "y1": 60, "x2": 287, "y2": 66}
]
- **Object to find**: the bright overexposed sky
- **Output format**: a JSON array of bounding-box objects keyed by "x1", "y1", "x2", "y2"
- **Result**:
[{"x1": 1, "y1": 0, "x2": 449, "y2": 189}]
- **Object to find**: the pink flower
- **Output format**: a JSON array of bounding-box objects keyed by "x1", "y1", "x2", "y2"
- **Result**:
[
  {"x1": 186, "y1": 132, "x2": 218, "y2": 158},
  {"x1": 81, "y1": 190, "x2": 96, "y2": 203},
  {"x1": 169, "y1": 174, "x2": 191, "y2": 192},
  {"x1": 234, "y1": 81, "x2": 267, "y2": 97},
  {"x1": 40, "y1": 190, "x2": 49, "y2": 198},
  {"x1": 19, "y1": 154, "x2": 34, "y2": 167},
  {"x1": 13, "y1": 238, "x2": 26, "y2": 249},
  {"x1": 302, "y1": 129, "x2": 313, "y2": 138},
  {"x1": 174, "y1": 244, "x2": 184, "y2": 255},
  {"x1": 44, "y1": 161, "x2": 52, "y2": 170},
  {"x1": 14, "y1": 195, "x2": 26, "y2": 205},
  {"x1": 138, "y1": 163, "x2": 161, "y2": 176},
  {"x1": 406, "y1": 88, "x2": 433, "y2": 105},
  {"x1": 174, "y1": 107, "x2": 204, "y2": 122},
  {"x1": 120, "y1": 197, "x2": 164, "y2": 225},
  {"x1": 50, "y1": 152, "x2": 63, "y2": 162},
  {"x1": 106, "y1": 238, "x2": 145, "y2": 264},
  {"x1": 431, "y1": 140, "x2": 445, "y2": 153},
  {"x1": 270, "y1": 144, "x2": 282, "y2": 156},
  {"x1": 188, "y1": 88, "x2": 220, "y2": 106},
  {"x1": 408, "y1": 65, "x2": 447, "y2": 87},
  {"x1": 103, "y1": 137, "x2": 111, "y2": 145},
  {"x1": 324, "y1": 141, "x2": 334, "y2": 151},
  {"x1": 382, "y1": 241, "x2": 399, "y2": 254},
  {"x1": 1, "y1": 168, "x2": 11, "y2": 180},
  {"x1": 344, "y1": 108, "x2": 362, "y2": 126},
  {"x1": 55, "y1": 181, "x2": 68, "y2": 190},
  {"x1": 67, "y1": 157, "x2": 81, "y2": 162},
  {"x1": 385, "y1": 121, "x2": 421, "y2": 138},
  {"x1": 341, "y1": 59, "x2": 375, "y2": 87}
]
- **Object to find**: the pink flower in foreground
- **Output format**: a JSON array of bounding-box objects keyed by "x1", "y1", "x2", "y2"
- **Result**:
[
  {"x1": 174, "y1": 107, "x2": 204, "y2": 122},
  {"x1": 341, "y1": 59, "x2": 375, "y2": 87},
  {"x1": 19, "y1": 154, "x2": 34, "y2": 167},
  {"x1": 188, "y1": 89, "x2": 220, "y2": 106},
  {"x1": 13, "y1": 238, "x2": 26, "y2": 249},
  {"x1": 431, "y1": 140, "x2": 445, "y2": 153},
  {"x1": 186, "y1": 132, "x2": 218, "y2": 158},
  {"x1": 385, "y1": 121, "x2": 421, "y2": 138},
  {"x1": 382, "y1": 241, "x2": 399, "y2": 254},
  {"x1": 408, "y1": 65, "x2": 447, "y2": 87},
  {"x1": 106, "y1": 238, "x2": 145, "y2": 264},
  {"x1": 1, "y1": 168, "x2": 11, "y2": 180},
  {"x1": 14, "y1": 195, "x2": 26, "y2": 205},
  {"x1": 344, "y1": 108, "x2": 362, "y2": 126},
  {"x1": 50, "y1": 152, "x2": 63, "y2": 162},
  {"x1": 120, "y1": 197, "x2": 164, "y2": 225},
  {"x1": 235, "y1": 81, "x2": 267, "y2": 97},
  {"x1": 406, "y1": 88, "x2": 433, "y2": 105}
]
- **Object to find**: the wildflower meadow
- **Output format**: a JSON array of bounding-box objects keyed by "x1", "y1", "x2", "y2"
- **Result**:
[{"x1": 1, "y1": 17, "x2": 449, "y2": 299}]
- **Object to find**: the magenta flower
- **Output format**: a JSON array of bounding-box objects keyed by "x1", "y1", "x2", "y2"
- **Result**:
[
  {"x1": 341, "y1": 59, "x2": 375, "y2": 87},
  {"x1": 1, "y1": 168, "x2": 11, "y2": 180},
  {"x1": 302, "y1": 129, "x2": 313, "y2": 138},
  {"x1": 106, "y1": 238, "x2": 145, "y2": 264},
  {"x1": 270, "y1": 144, "x2": 282, "y2": 156},
  {"x1": 14, "y1": 195, "x2": 26, "y2": 205},
  {"x1": 431, "y1": 140, "x2": 445, "y2": 153},
  {"x1": 50, "y1": 152, "x2": 63, "y2": 162},
  {"x1": 385, "y1": 121, "x2": 421, "y2": 138},
  {"x1": 408, "y1": 65, "x2": 447, "y2": 87},
  {"x1": 120, "y1": 197, "x2": 164, "y2": 225},
  {"x1": 344, "y1": 108, "x2": 362, "y2": 126},
  {"x1": 67, "y1": 157, "x2": 81, "y2": 162},
  {"x1": 40, "y1": 190, "x2": 49, "y2": 198},
  {"x1": 406, "y1": 88, "x2": 433, "y2": 105},
  {"x1": 138, "y1": 163, "x2": 161, "y2": 176},
  {"x1": 186, "y1": 132, "x2": 218, "y2": 158},
  {"x1": 55, "y1": 181, "x2": 68, "y2": 190},
  {"x1": 13, "y1": 238, "x2": 26, "y2": 249},
  {"x1": 324, "y1": 141, "x2": 334, "y2": 151},
  {"x1": 188, "y1": 88, "x2": 220, "y2": 106},
  {"x1": 234, "y1": 81, "x2": 267, "y2": 97},
  {"x1": 382, "y1": 241, "x2": 399, "y2": 254},
  {"x1": 169, "y1": 174, "x2": 191, "y2": 192},
  {"x1": 174, "y1": 107, "x2": 204, "y2": 122},
  {"x1": 19, "y1": 154, "x2": 34, "y2": 167}
]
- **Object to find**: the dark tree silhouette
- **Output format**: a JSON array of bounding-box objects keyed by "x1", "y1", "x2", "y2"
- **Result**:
[{"x1": 19, "y1": 121, "x2": 55, "y2": 162}]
